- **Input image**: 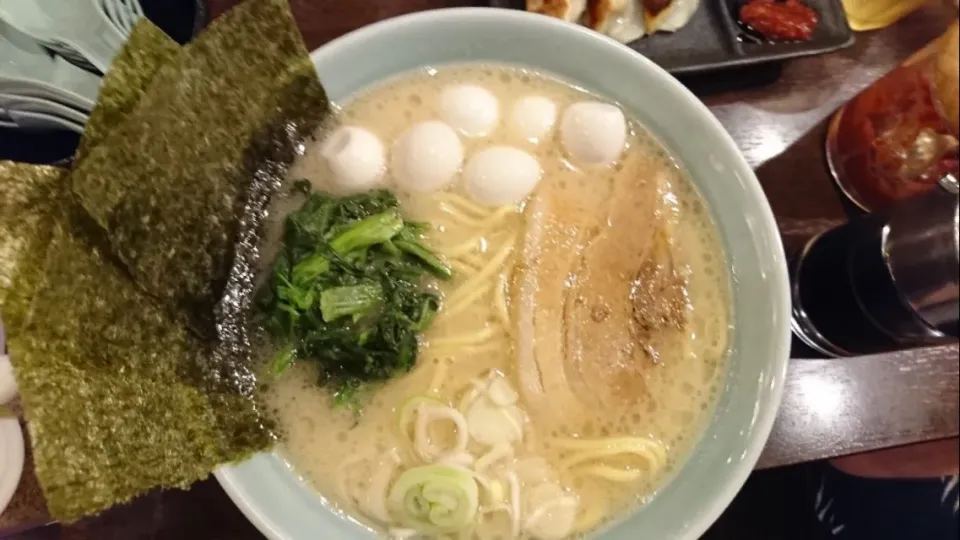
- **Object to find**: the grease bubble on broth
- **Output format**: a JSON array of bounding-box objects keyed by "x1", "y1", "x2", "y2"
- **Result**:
[{"x1": 268, "y1": 64, "x2": 731, "y2": 539}]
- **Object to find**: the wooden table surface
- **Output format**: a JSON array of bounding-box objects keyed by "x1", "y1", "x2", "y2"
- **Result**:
[{"x1": 3, "y1": 1, "x2": 958, "y2": 538}]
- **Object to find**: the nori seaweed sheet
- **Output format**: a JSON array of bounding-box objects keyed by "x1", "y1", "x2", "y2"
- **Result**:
[
  {"x1": 75, "y1": 21, "x2": 182, "y2": 164},
  {"x1": 70, "y1": 0, "x2": 326, "y2": 334},
  {"x1": 0, "y1": 163, "x2": 67, "y2": 337},
  {"x1": 4, "y1": 0, "x2": 330, "y2": 522},
  {"x1": 13, "y1": 219, "x2": 268, "y2": 521},
  {"x1": 3, "y1": 22, "x2": 176, "y2": 331}
]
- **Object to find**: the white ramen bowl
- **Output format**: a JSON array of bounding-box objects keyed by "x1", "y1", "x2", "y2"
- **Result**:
[{"x1": 216, "y1": 8, "x2": 792, "y2": 540}]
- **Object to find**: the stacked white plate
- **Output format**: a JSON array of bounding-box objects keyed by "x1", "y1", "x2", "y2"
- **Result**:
[
  {"x1": 0, "y1": 409, "x2": 23, "y2": 517},
  {"x1": 0, "y1": 321, "x2": 22, "y2": 517},
  {"x1": 0, "y1": 0, "x2": 145, "y2": 133}
]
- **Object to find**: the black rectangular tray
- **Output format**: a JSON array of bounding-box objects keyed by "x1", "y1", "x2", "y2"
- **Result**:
[{"x1": 490, "y1": 1, "x2": 855, "y2": 74}]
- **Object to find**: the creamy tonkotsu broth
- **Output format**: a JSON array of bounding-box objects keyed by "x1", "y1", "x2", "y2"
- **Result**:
[{"x1": 263, "y1": 65, "x2": 731, "y2": 539}]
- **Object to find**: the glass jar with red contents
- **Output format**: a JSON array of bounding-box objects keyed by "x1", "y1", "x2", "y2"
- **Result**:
[{"x1": 826, "y1": 21, "x2": 959, "y2": 212}]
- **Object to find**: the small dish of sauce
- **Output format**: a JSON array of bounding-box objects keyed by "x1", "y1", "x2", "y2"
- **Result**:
[{"x1": 738, "y1": 0, "x2": 820, "y2": 42}]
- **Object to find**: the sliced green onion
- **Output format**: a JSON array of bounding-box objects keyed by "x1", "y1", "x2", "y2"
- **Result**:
[
  {"x1": 396, "y1": 395, "x2": 446, "y2": 461},
  {"x1": 388, "y1": 465, "x2": 479, "y2": 534},
  {"x1": 396, "y1": 395, "x2": 446, "y2": 438},
  {"x1": 465, "y1": 399, "x2": 524, "y2": 447},
  {"x1": 358, "y1": 450, "x2": 401, "y2": 523},
  {"x1": 414, "y1": 405, "x2": 470, "y2": 462}
]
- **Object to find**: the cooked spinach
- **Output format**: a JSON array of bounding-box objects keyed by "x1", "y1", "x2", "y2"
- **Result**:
[{"x1": 258, "y1": 186, "x2": 451, "y2": 403}]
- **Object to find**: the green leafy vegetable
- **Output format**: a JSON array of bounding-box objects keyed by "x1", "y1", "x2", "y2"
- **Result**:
[
  {"x1": 320, "y1": 283, "x2": 383, "y2": 322},
  {"x1": 291, "y1": 253, "x2": 330, "y2": 284},
  {"x1": 394, "y1": 228, "x2": 454, "y2": 281},
  {"x1": 264, "y1": 342, "x2": 299, "y2": 378},
  {"x1": 329, "y1": 211, "x2": 405, "y2": 256},
  {"x1": 333, "y1": 379, "x2": 366, "y2": 416},
  {"x1": 259, "y1": 187, "x2": 450, "y2": 402}
]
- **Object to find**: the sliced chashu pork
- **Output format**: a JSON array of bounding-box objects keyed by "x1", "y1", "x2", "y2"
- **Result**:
[
  {"x1": 513, "y1": 166, "x2": 687, "y2": 431},
  {"x1": 565, "y1": 170, "x2": 690, "y2": 411},
  {"x1": 563, "y1": 170, "x2": 669, "y2": 409},
  {"x1": 630, "y1": 219, "x2": 688, "y2": 363},
  {"x1": 513, "y1": 174, "x2": 613, "y2": 430}
]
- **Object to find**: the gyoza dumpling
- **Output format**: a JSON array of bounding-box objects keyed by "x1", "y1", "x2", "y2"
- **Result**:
[
  {"x1": 527, "y1": 0, "x2": 588, "y2": 22},
  {"x1": 642, "y1": 0, "x2": 700, "y2": 33},
  {"x1": 584, "y1": 0, "x2": 626, "y2": 32},
  {"x1": 605, "y1": 0, "x2": 647, "y2": 42},
  {"x1": 584, "y1": 0, "x2": 646, "y2": 43}
]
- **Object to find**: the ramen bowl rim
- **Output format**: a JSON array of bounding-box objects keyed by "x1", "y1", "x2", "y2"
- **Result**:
[{"x1": 215, "y1": 8, "x2": 792, "y2": 540}]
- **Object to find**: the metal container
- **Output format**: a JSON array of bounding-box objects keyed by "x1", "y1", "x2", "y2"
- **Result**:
[{"x1": 791, "y1": 186, "x2": 959, "y2": 356}]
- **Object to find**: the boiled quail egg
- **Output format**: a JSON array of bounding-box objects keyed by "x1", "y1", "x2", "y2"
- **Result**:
[
  {"x1": 320, "y1": 126, "x2": 386, "y2": 192},
  {"x1": 509, "y1": 95, "x2": 557, "y2": 144},
  {"x1": 560, "y1": 101, "x2": 626, "y2": 166},
  {"x1": 463, "y1": 146, "x2": 542, "y2": 206},
  {"x1": 392, "y1": 120, "x2": 464, "y2": 192},
  {"x1": 439, "y1": 84, "x2": 500, "y2": 138}
]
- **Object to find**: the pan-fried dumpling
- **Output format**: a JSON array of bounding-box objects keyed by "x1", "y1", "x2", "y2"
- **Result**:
[
  {"x1": 642, "y1": 0, "x2": 700, "y2": 33},
  {"x1": 528, "y1": 0, "x2": 588, "y2": 22},
  {"x1": 584, "y1": 0, "x2": 646, "y2": 43},
  {"x1": 584, "y1": 0, "x2": 624, "y2": 32},
  {"x1": 528, "y1": 0, "x2": 697, "y2": 42},
  {"x1": 606, "y1": 0, "x2": 647, "y2": 42}
]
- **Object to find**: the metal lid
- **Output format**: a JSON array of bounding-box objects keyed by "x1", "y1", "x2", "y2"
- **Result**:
[{"x1": 884, "y1": 187, "x2": 960, "y2": 335}]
